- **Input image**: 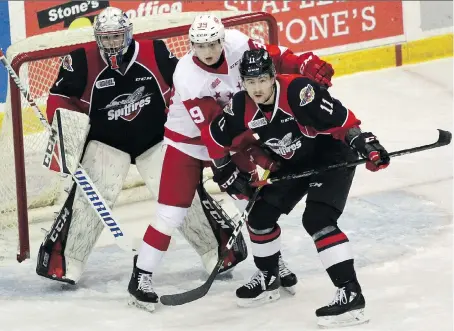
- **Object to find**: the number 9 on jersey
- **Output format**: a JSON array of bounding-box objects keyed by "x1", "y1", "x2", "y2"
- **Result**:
[{"x1": 189, "y1": 106, "x2": 205, "y2": 123}]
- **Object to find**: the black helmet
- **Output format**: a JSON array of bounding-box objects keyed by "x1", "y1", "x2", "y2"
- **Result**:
[{"x1": 239, "y1": 48, "x2": 276, "y2": 78}]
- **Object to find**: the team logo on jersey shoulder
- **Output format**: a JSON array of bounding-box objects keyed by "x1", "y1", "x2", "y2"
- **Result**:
[
  {"x1": 96, "y1": 78, "x2": 115, "y2": 89},
  {"x1": 61, "y1": 55, "x2": 74, "y2": 72},
  {"x1": 299, "y1": 84, "x2": 315, "y2": 107},
  {"x1": 223, "y1": 99, "x2": 234, "y2": 116}
]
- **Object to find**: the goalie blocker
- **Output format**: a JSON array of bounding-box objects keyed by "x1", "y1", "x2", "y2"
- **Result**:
[{"x1": 36, "y1": 108, "x2": 247, "y2": 284}]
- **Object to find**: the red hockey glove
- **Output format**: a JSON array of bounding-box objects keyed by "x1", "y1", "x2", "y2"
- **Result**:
[
  {"x1": 245, "y1": 144, "x2": 280, "y2": 172},
  {"x1": 300, "y1": 52, "x2": 334, "y2": 87},
  {"x1": 346, "y1": 128, "x2": 390, "y2": 172}
]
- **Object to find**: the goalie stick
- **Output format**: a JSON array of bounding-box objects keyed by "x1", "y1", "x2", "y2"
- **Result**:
[
  {"x1": 251, "y1": 129, "x2": 452, "y2": 188},
  {"x1": 160, "y1": 170, "x2": 271, "y2": 306},
  {"x1": 0, "y1": 49, "x2": 134, "y2": 253}
]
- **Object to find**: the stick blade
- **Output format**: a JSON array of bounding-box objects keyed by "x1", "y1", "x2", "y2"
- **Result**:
[
  {"x1": 160, "y1": 275, "x2": 214, "y2": 306},
  {"x1": 437, "y1": 129, "x2": 452, "y2": 146}
]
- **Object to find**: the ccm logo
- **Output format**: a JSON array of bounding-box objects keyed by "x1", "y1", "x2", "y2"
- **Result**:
[
  {"x1": 50, "y1": 207, "x2": 70, "y2": 242},
  {"x1": 201, "y1": 198, "x2": 230, "y2": 230},
  {"x1": 135, "y1": 77, "x2": 153, "y2": 81}
]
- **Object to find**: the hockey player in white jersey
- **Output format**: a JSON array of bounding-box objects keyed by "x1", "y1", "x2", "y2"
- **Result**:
[
  {"x1": 36, "y1": 7, "x2": 248, "y2": 286},
  {"x1": 128, "y1": 14, "x2": 335, "y2": 312}
]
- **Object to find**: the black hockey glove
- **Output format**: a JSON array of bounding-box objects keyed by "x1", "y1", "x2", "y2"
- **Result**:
[
  {"x1": 212, "y1": 156, "x2": 254, "y2": 200},
  {"x1": 346, "y1": 128, "x2": 390, "y2": 172}
]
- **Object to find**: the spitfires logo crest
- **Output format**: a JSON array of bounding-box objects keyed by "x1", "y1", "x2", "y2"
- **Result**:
[
  {"x1": 299, "y1": 84, "x2": 315, "y2": 107},
  {"x1": 264, "y1": 132, "x2": 301, "y2": 159},
  {"x1": 61, "y1": 55, "x2": 74, "y2": 72},
  {"x1": 103, "y1": 86, "x2": 152, "y2": 121}
]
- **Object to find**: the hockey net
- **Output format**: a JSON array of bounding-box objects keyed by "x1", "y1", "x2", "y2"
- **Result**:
[{"x1": 0, "y1": 11, "x2": 278, "y2": 262}]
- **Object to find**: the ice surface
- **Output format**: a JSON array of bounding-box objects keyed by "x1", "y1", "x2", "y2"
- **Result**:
[{"x1": 0, "y1": 58, "x2": 452, "y2": 331}]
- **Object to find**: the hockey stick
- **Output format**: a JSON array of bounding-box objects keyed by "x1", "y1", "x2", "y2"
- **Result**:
[
  {"x1": 251, "y1": 129, "x2": 452, "y2": 188},
  {"x1": 0, "y1": 49, "x2": 134, "y2": 252},
  {"x1": 160, "y1": 170, "x2": 271, "y2": 306}
]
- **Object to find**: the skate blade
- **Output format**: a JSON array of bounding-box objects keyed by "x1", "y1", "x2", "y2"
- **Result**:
[
  {"x1": 128, "y1": 294, "x2": 156, "y2": 313},
  {"x1": 282, "y1": 285, "x2": 296, "y2": 295},
  {"x1": 237, "y1": 289, "x2": 280, "y2": 308},
  {"x1": 317, "y1": 308, "x2": 369, "y2": 328}
]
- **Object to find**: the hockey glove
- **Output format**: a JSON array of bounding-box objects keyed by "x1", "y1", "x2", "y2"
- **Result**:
[
  {"x1": 245, "y1": 144, "x2": 280, "y2": 172},
  {"x1": 346, "y1": 128, "x2": 390, "y2": 172},
  {"x1": 300, "y1": 52, "x2": 334, "y2": 87},
  {"x1": 212, "y1": 156, "x2": 254, "y2": 200}
]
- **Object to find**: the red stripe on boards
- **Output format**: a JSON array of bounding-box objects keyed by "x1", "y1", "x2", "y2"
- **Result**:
[{"x1": 395, "y1": 44, "x2": 403, "y2": 67}]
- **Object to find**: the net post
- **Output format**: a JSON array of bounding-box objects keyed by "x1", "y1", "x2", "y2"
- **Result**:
[{"x1": 9, "y1": 69, "x2": 30, "y2": 262}]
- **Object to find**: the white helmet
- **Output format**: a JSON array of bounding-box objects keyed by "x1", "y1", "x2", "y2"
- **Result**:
[
  {"x1": 94, "y1": 7, "x2": 133, "y2": 68},
  {"x1": 189, "y1": 14, "x2": 225, "y2": 44}
]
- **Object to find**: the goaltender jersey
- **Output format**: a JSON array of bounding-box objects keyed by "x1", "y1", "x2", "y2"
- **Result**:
[{"x1": 47, "y1": 38, "x2": 178, "y2": 162}]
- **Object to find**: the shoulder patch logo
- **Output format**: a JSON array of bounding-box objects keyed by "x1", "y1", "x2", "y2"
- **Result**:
[
  {"x1": 248, "y1": 118, "x2": 267, "y2": 129},
  {"x1": 96, "y1": 78, "x2": 115, "y2": 89},
  {"x1": 61, "y1": 55, "x2": 74, "y2": 72},
  {"x1": 211, "y1": 78, "x2": 221, "y2": 89},
  {"x1": 223, "y1": 100, "x2": 234, "y2": 116},
  {"x1": 299, "y1": 84, "x2": 315, "y2": 107}
]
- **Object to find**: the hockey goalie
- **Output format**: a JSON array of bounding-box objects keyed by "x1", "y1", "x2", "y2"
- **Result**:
[{"x1": 36, "y1": 7, "x2": 248, "y2": 285}]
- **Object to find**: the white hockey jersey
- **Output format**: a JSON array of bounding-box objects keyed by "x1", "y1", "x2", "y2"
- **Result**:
[{"x1": 164, "y1": 29, "x2": 310, "y2": 160}]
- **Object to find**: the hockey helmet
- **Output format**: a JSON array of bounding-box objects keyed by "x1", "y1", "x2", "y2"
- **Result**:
[
  {"x1": 189, "y1": 14, "x2": 225, "y2": 44},
  {"x1": 94, "y1": 7, "x2": 133, "y2": 69},
  {"x1": 239, "y1": 48, "x2": 276, "y2": 78}
]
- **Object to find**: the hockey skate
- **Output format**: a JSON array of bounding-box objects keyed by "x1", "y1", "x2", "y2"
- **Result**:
[
  {"x1": 128, "y1": 256, "x2": 158, "y2": 313},
  {"x1": 236, "y1": 268, "x2": 280, "y2": 308},
  {"x1": 278, "y1": 254, "x2": 298, "y2": 295},
  {"x1": 316, "y1": 281, "x2": 369, "y2": 328}
]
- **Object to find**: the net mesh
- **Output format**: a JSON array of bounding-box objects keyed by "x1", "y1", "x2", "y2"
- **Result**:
[{"x1": 0, "y1": 11, "x2": 275, "y2": 261}]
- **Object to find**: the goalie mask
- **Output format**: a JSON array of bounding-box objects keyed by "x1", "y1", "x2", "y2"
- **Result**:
[{"x1": 94, "y1": 7, "x2": 133, "y2": 70}]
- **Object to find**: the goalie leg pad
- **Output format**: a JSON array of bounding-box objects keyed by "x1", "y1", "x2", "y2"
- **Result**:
[
  {"x1": 183, "y1": 181, "x2": 248, "y2": 274},
  {"x1": 135, "y1": 142, "x2": 165, "y2": 199},
  {"x1": 178, "y1": 190, "x2": 221, "y2": 273},
  {"x1": 43, "y1": 107, "x2": 90, "y2": 175},
  {"x1": 36, "y1": 141, "x2": 131, "y2": 284}
]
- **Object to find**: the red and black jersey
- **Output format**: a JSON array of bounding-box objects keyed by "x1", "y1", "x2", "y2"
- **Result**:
[
  {"x1": 204, "y1": 74, "x2": 361, "y2": 166},
  {"x1": 47, "y1": 39, "x2": 178, "y2": 161}
]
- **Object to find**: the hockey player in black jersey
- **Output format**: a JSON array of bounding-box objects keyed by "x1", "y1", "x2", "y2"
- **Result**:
[
  {"x1": 202, "y1": 49, "x2": 390, "y2": 327},
  {"x1": 36, "y1": 7, "x2": 249, "y2": 301}
]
